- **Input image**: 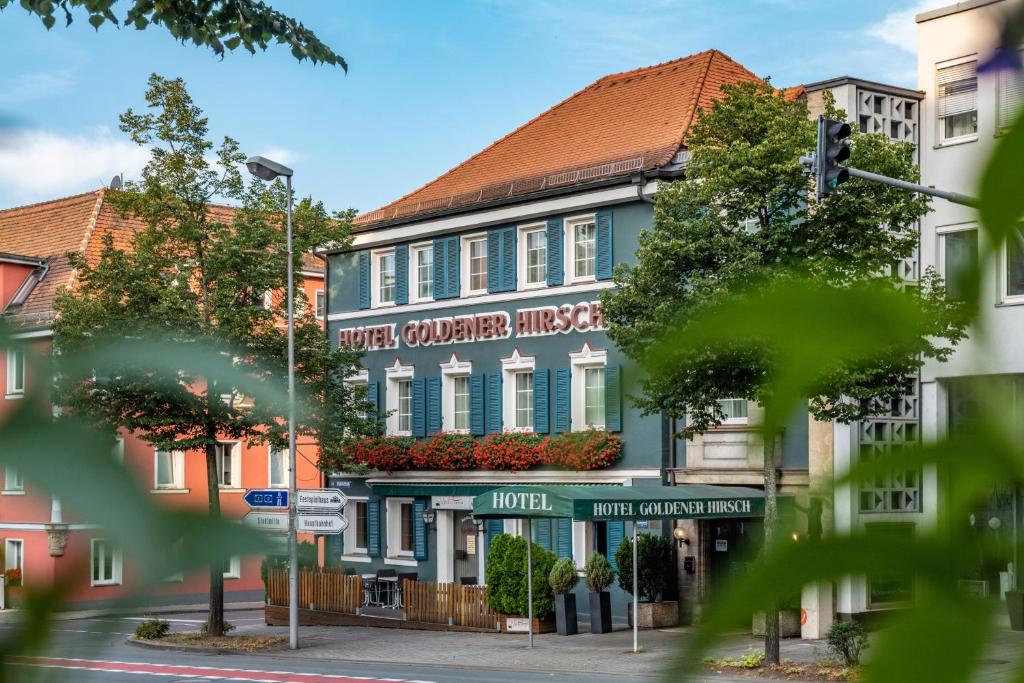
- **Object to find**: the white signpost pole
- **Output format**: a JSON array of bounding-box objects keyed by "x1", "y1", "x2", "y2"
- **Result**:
[
  {"x1": 633, "y1": 523, "x2": 639, "y2": 654},
  {"x1": 526, "y1": 518, "x2": 533, "y2": 649}
]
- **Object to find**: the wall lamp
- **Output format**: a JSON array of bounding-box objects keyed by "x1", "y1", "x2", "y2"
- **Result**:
[
  {"x1": 673, "y1": 526, "x2": 690, "y2": 548},
  {"x1": 421, "y1": 508, "x2": 437, "y2": 530}
]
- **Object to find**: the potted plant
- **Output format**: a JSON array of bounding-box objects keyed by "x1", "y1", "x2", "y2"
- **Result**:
[
  {"x1": 615, "y1": 533, "x2": 677, "y2": 629},
  {"x1": 549, "y1": 557, "x2": 579, "y2": 635},
  {"x1": 585, "y1": 552, "x2": 615, "y2": 634},
  {"x1": 485, "y1": 534, "x2": 557, "y2": 633}
]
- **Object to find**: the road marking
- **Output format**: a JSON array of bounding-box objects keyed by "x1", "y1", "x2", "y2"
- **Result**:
[
  {"x1": 122, "y1": 617, "x2": 208, "y2": 624},
  {"x1": 9, "y1": 656, "x2": 436, "y2": 683}
]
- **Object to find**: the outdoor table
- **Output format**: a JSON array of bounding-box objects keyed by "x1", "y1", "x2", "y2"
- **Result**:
[
  {"x1": 361, "y1": 574, "x2": 380, "y2": 607},
  {"x1": 378, "y1": 575, "x2": 399, "y2": 608}
]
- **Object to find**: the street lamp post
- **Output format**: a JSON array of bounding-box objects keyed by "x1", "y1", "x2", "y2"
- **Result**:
[{"x1": 245, "y1": 155, "x2": 298, "y2": 650}]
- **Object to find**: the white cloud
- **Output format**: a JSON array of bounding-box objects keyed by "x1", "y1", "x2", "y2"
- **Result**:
[
  {"x1": 0, "y1": 70, "x2": 76, "y2": 105},
  {"x1": 0, "y1": 127, "x2": 149, "y2": 204},
  {"x1": 864, "y1": 1, "x2": 949, "y2": 53},
  {"x1": 254, "y1": 147, "x2": 301, "y2": 167}
]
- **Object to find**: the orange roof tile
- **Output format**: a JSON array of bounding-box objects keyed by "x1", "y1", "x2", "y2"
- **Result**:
[{"x1": 358, "y1": 49, "x2": 763, "y2": 226}]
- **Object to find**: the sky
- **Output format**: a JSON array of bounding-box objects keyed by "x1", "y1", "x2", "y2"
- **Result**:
[{"x1": 0, "y1": 0, "x2": 949, "y2": 215}]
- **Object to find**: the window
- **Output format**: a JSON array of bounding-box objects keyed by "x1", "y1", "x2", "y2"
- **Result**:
[
  {"x1": 583, "y1": 367, "x2": 605, "y2": 428},
  {"x1": 223, "y1": 555, "x2": 241, "y2": 579},
  {"x1": 215, "y1": 442, "x2": 240, "y2": 488},
  {"x1": 520, "y1": 226, "x2": 547, "y2": 287},
  {"x1": 572, "y1": 221, "x2": 596, "y2": 280},
  {"x1": 315, "y1": 290, "x2": 326, "y2": 319},
  {"x1": 386, "y1": 498, "x2": 414, "y2": 559},
  {"x1": 385, "y1": 361, "x2": 414, "y2": 436},
  {"x1": 4, "y1": 467, "x2": 23, "y2": 492},
  {"x1": 866, "y1": 524, "x2": 915, "y2": 607},
  {"x1": 397, "y1": 380, "x2": 412, "y2": 433},
  {"x1": 269, "y1": 447, "x2": 288, "y2": 488},
  {"x1": 113, "y1": 438, "x2": 125, "y2": 465},
  {"x1": 400, "y1": 502, "x2": 414, "y2": 554},
  {"x1": 154, "y1": 450, "x2": 185, "y2": 490},
  {"x1": 1005, "y1": 228, "x2": 1024, "y2": 300},
  {"x1": 5, "y1": 539, "x2": 23, "y2": 576},
  {"x1": 718, "y1": 399, "x2": 749, "y2": 424},
  {"x1": 999, "y1": 52, "x2": 1024, "y2": 130},
  {"x1": 91, "y1": 539, "x2": 122, "y2": 586},
  {"x1": 941, "y1": 228, "x2": 978, "y2": 300},
  {"x1": 6, "y1": 348, "x2": 25, "y2": 397},
  {"x1": 515, "y1": 372, "x2": 534, "y2": 429},
  {"x1": 937, "y1": 60, "x2": 978, "y2": 143},
  {"x1": 453, "y1": 376, "x2": 470, "y2": 431},
  {"x1": 356, "y1": 501, "x2": 368, "y2": 550},
  {"x1": 466, "y1": 237, "x2": 487, "y2": 293},
  {"x1": 341, "y1": 498, "x2": 369, "y2": 558},
  {"x1": 412, "y1": 245, "x2": 433, "y2": 301},
  {"x1": 377, "y1": 252, "x2": 396, "y2": 305}
]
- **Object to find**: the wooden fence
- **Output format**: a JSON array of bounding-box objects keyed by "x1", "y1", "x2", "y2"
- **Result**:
[{"x1": 265, "y1": 569, "x2": 497, "y2": 629}]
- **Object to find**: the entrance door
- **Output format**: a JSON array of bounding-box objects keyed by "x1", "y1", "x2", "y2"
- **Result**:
[
  {"x1": 454, "y1": 514, "x2": 479, "y2": 585},
  {"x1": 702, "y1": 518, "x2": 763, "y2": 624}
]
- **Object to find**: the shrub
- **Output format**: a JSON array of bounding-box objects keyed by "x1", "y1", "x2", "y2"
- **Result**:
[
  {"x1": 476, "y1": 432, "x2": 546, "y2": 471},
  {"x1": 584, "y1": 552, "x2": 614, "y2": 593},
  {"x1": 3, "y1": 567, "x2": 22, "y2": 587},
  {"x1": 544, "y1": 429, "x2": 623, "y2": 470},
  {"x1": 347, "y1": 435, "x2": 416, "y2": 472},
  {"x1": 412, "y1": 432, "x2": 478, "y2": 470},
  {"x1": 614, "y1": 533, "x2": 673, "y2": 602},
  {"x1": 548, "y1": 557, "x2": 578, "y2": 595},
  {"x1": 485, "y1": 534, "x2": 556, "y2": 619},
  {"x1": 826, "y1": 620, "x2": 868, "y2": 667},
  {"x1": 133, "y1": 618, "x2": 169, "y2": 640},
  {"x1": 200, "y1": 620, "x2": 235, "y2": 635}
]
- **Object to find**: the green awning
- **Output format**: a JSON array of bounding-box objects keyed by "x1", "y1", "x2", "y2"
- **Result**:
[{"x1": 472, "y1": 484, "x2": 765, "y2": 521}]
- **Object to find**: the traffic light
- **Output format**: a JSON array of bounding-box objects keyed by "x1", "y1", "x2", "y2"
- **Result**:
[{"x1": 815, "y1": 115, "x2": 851, "y2": 199}]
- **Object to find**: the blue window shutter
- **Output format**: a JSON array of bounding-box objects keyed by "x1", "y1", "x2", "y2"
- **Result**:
[
  {"x1": 554, "y1": 367, "x2": 571, "y2": 433},
  {"x1": 486, "y1": 373, "x2": 503, "y2": 434},
  {"x1": 367, "y1": 381, "x2": 380, "y2": 421},
  {"x1": 325, "y1": 534, "x2": 343, "y2": 566},
  {"x1": 413, "y1": 499, "x2": 428, "y2": 560},
  {"x1": 533, "y1": 368, "x2": 549, "y2": 434},
  {"x1": 556, "y1": 518, "x2": 572, "y2": 559},
  {"x1": 546, "y1": 218, "x2": 563, "y2": 286},
  {"x1": 469, "y1": 373, "x2": 485, "y2": 435},
  {"x1": 394, "y1": 244, "x2": 409, "y2": 305},
  {"x1": 535, "y1": 519, "x2": 552, "y2": 551},
  {"x1": 411, "y1": 378, "x2": 426, "y2": 438},
  {"x1": 595, "y1": 210, "x2": 613, "y2": 280},
  {"x1": 487, "y1": 519, "x2": 504, "y2": 551},
  {"x1": 432, "y1": 239, "x2": 447, "y2": 298},
  {"x1": 606, "y1": 521, "x2": 625, "y2": 571},
  {"x1": 445, "y1": 236, "x2": 460, "y2": 298},
  {"x1": 502, "y1": 226, "x2": 516, "y2": 291},
  {"x1": 605, "y1": 364, "x2": 622, "y2": 432},
  {"x1": 357, "y1": 251, "x2": 371, "y2": 309},
  {"x1": 426, "y1": 377, "x2": 442, "y2": 434},
  {"x1": 486, "y1": 229, "x2": 501, "y2": 294},
  {"x1": 367, "y1": 500, "x2": 381, "y2": 557}
]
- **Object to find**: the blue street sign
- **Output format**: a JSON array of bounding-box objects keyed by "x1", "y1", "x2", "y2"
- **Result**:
[{"x1": 244, "y1": 489, "x2": 289, "y2": 509}]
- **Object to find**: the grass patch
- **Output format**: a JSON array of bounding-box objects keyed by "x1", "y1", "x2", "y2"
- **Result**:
[
  {"x1": 150, "y1": 632, "x2": 286, "y2": 653},
  {"x1": 702, "y1": 651, "x2": 859, "y2": 681}
]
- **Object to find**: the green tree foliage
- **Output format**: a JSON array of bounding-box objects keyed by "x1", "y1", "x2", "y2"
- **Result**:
[
  {"x1": 0, "y1": 0, "x2": 346, "y2": 68},
  {"x1": 613, "y1": 533, "x2": 672, "y2": 603},
  {"x1": 602, "y1": 80, "x2": 968, "y2": 436},
  {"x1": 52, "y1": 74, "x2": 372, "y2": 635},
  {"x1": 548, "y1": 556, "x2": 578, "y2": 595},
  {"x1": 583, "y1": 552, "x2": 614, "y2": 593},
  {"x1": 485, "y1": 534, "x2": 556, "y2": 619}
]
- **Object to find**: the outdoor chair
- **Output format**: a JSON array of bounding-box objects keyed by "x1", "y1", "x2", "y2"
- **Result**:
[
  {"x1": 396, "y1": 572, "x2": 418, "y2": 608},
  {"x1": 459, "y1": 576, "x2": 478, "y2": 585},
  {"x1": 376, "y1": 569, "x2": 399, "y2": 608}
]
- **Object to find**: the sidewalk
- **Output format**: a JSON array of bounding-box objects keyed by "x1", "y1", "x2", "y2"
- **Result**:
[{"x1": 0, "y1": 601, "x2": 264, "y2": 625}]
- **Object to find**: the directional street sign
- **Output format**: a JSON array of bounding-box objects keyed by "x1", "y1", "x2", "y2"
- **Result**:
[
  {"x1": 295, "y1": 513, "x2": 349, "y2": 535},
  {"x1": 296, "y1": 488, "x2": 347, "y2": 512},
  {"x1": 243, "y1": 489, "x2": 289, "y2": 509},
  {"x1": 243, "y1": 510, "x2": 289, "y2": 532}
]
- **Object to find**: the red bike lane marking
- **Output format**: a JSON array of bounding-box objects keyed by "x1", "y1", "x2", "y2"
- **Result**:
[{"x1": 8, "y1": 656, "x2": 434, "y2": 683}]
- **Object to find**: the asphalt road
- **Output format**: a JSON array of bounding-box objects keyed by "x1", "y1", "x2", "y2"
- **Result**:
[{"x1": 0, "y1": 608, "x2": 700, "y2": 683}]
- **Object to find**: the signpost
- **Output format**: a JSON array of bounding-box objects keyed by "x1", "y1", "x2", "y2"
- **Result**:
[
  {"x1": 243, "y1": 489, "x2": 289, "y2": 509},
  {"x1": 295, "y1": 513, "x2": 349, "y2": 534},
  {"x1": 243, "y1": 510, "x2": 289, "y2": 532},
  {"x1": 296, "y1": 488, "x2": 347, "y2": 512}
]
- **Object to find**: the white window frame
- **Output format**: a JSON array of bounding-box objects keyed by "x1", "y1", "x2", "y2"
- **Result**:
[
  {"x1": 517, "y1": 223, "x2": 548, "y2": 290},
  {"x1": 1000, "y1": 226, "x2": 1024, "y2": 305},
  {"x1": 113, "y1": 437, "x2": 125, "y2": 465},
  {"x1": 565, "y1": 214, "x2": 597, "y2": 284},
  {"x1": 998, "y1": 51, "x2": 1024, "y2": 132},
  {"x1": 223, "y1": 554, "x2": 241, "y2": 579},
  {"x1": 569, "y1": 342, "x2": 607, "y2": 431},
  {"x1": 371, "y1": 247, "x2": 397, "y2": 308},
  {"x1": 345, "y1": 369, "x2": 369, "y2": 422},
  {"x1": 215, "y1": 441, "x2": 242, "y2": 490},
  {"x1": 153, "y1": 449, "x2": 186, "y2": 491},
  {"x1": 5, "y1": 347, "x2": 25, "y2": 399},
  {"x1": 268, "y1": 445, "x2": 289, "y2": 489},
  {"x1": 385, "y1": 359, "x2": 415, "y2": 436},
  {"x1": 936, "y1": 55, "x2": 979, "y2": 146},
  {"x1": 386, "y1": 497, "x2": 415, "y2": 560},
  {"x1": 718, "y1": 399, "x2": 749, "y2": 425},
  {"x1": 441, "y1": 354, "x2": 472, "y2": 433},
  {"x1": 315, "y1": 289, "x2": 326, "y2": 319},
  {"x1": 410, "y1": 242, "x2": 434, "y2": 303},
  {"x1": 462, "y1": 233, "x2": 488, "y2": 296},
  {"x1": 501, "y1": 349, "x2": 536, "y2": 432},
  {"x1": 90, "y1": 538, "x2": 123, "y2": 586},
  {"x1": 3, "y1": 466, "x2": 24, "y2": 493},
  {"x1": 341, "y1": 496, "x2": 371, "y2": 562},
  {"x1": 4, "y1": 539, "x2": 23, "y2": 576},
  {"x1": 936, "y1": 222, "x2": 979, "y2": 298}
]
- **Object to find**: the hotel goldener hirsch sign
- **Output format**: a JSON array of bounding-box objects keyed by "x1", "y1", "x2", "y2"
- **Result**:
[{"x1": 338, "y1": 300, "x2": 604, "y2": 351}]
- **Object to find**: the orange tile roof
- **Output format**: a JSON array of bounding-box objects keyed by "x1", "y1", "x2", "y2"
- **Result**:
[
  {"x1": 358, "y1": 49, "x2": 763, "y2": 226},
  {"x1": 0, "y1": 189, "x2": 323, "y2": 329}
]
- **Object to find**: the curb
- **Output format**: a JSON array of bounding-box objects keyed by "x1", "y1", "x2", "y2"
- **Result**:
[
  {"x1": 0, "y1": 601, "x2": 264, "y2": 624},
  {"x1": 125, "y1": 636, "x2": 283, "y2": 656}
]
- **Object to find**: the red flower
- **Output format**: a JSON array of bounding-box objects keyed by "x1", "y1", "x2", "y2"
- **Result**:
[
  {"x1": 476, "y1": 432, "x2": 546, "y2": 472},
  {"x1": 543, "y1": 428, "x2": 622, "y2": 471},
  {"x1": 413, "y1": 433, "x2": 478, "y2": 470},
  {"x1": 347, "y1": 435, "x2": 415, "y2": 472}
]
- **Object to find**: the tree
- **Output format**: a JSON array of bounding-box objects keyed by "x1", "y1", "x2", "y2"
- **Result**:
[
  {"x1": 53, "y1": 73, "x2": 372, "y2": 635},
  {"x1": 601, "y1": 80, "x2": 969, "y2": 662},
  {"x1": 0, "y1": 0, "x2": 346, "y2": 69}
]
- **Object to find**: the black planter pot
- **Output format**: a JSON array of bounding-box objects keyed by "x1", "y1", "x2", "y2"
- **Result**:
[
  {"x1": 589, "y1": 591, "x2": 612, "y2": 634},
  {"x1": 555, "y1": 593, "x2": 578, "y2": 636},
  {"x1": 1007, "y1": 591, "x2": 1024, "y2": 631}
]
